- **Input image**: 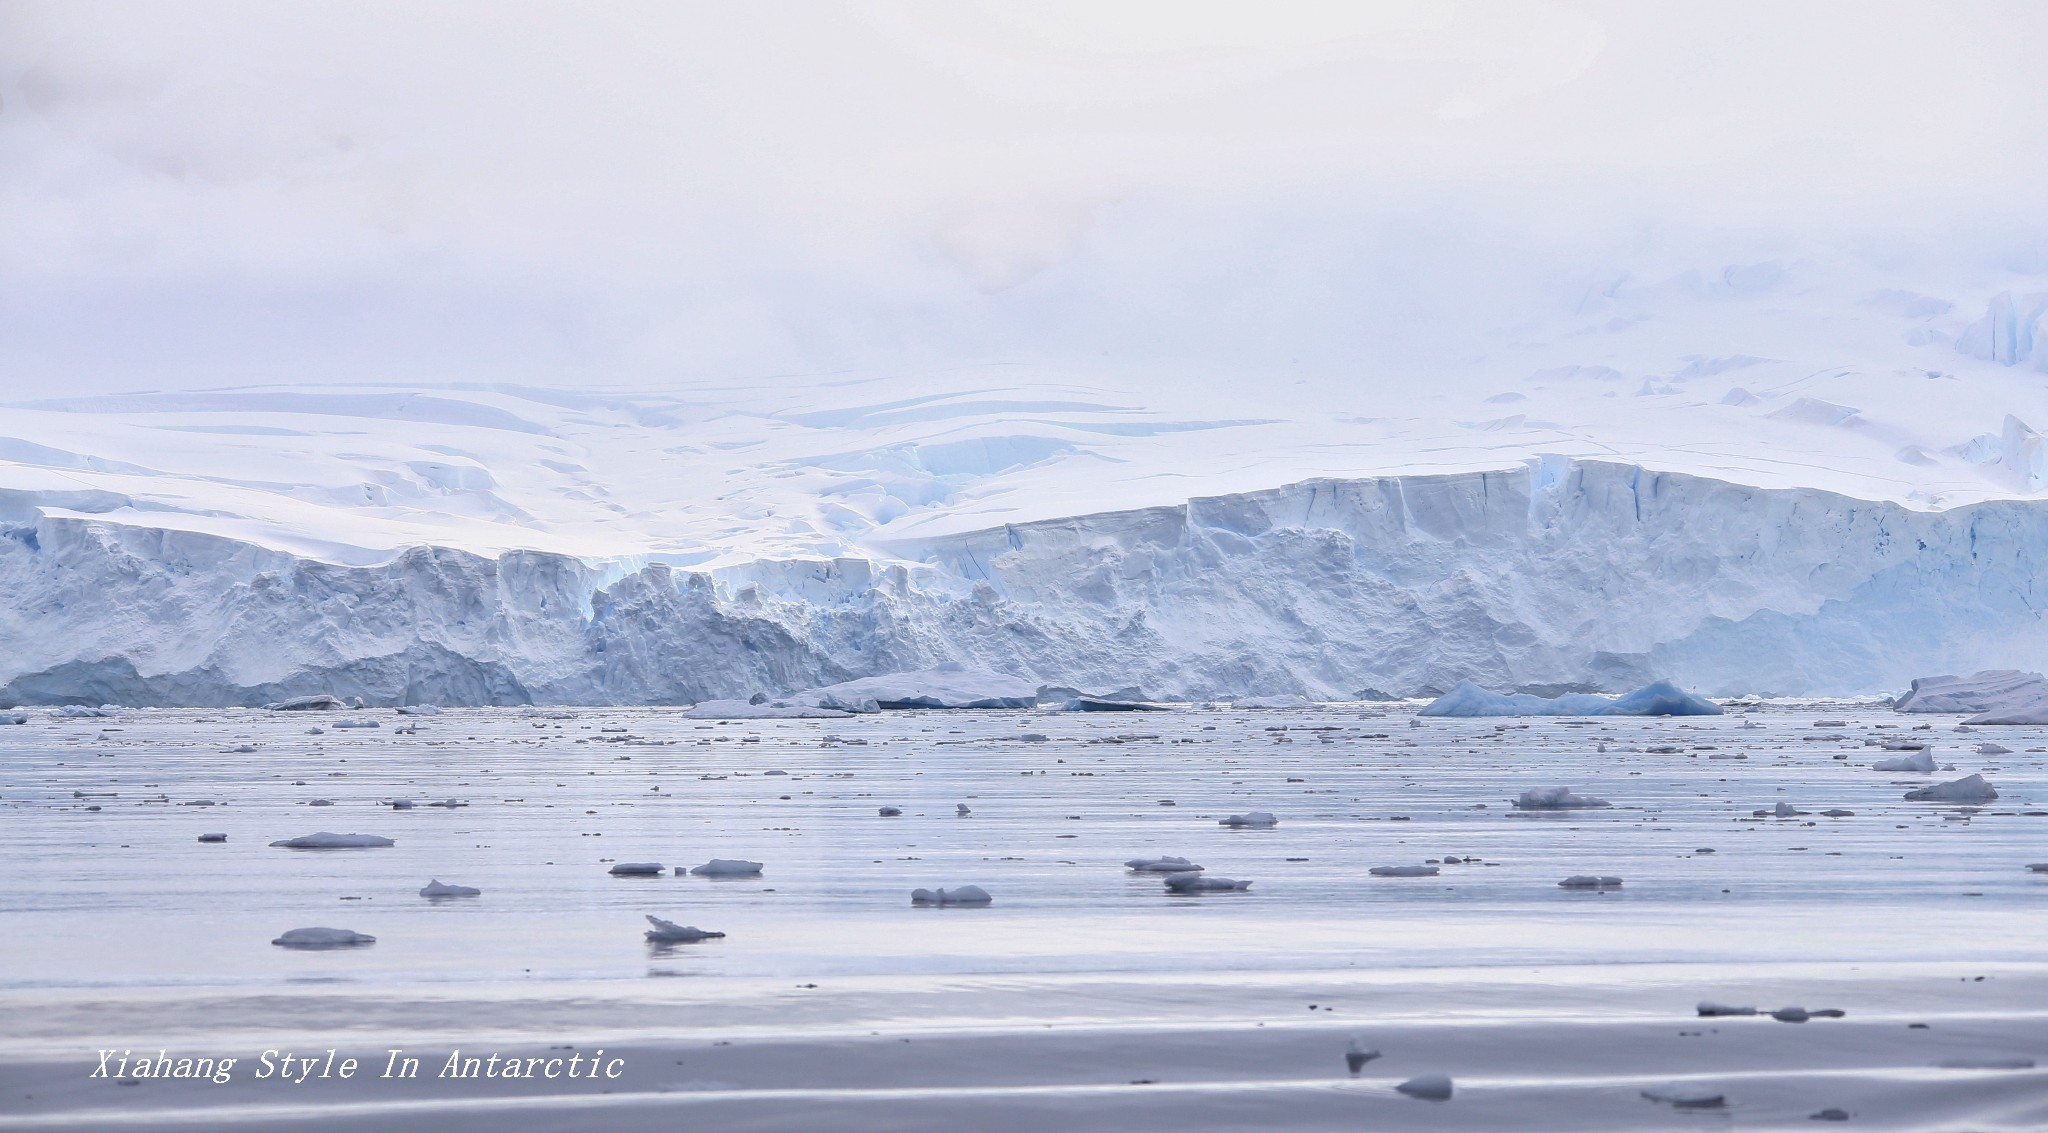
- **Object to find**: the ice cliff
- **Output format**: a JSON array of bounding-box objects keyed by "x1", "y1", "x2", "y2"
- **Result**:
[{"x1": 3, "y1": 458, "x2": 2046, "y2": 706}]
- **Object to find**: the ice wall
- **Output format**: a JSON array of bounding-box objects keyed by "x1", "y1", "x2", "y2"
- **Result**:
[{"x1": 2, "y1": 459, "x2": 2043, "y2": 706}]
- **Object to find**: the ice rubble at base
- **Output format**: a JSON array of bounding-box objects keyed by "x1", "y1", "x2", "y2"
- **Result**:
[
  {"x1": 272, "y1": 927, "x2": 375, "y2": 949},
  {"x1": 1903, "y1": 774, "x2": 1999, "y2": 802},
  {"x1": 911, "y1": 885, "x2": 992, "y2": 906},
  {"x1": 16, "y1": 461, "x2": 2048, "y2": 709},
  {"x1": 269, "y1": 832, "x2": 395, "y2": 849},
  {"x1": 1419, "y1": 679, "x2": 1720, "y2": 718}
]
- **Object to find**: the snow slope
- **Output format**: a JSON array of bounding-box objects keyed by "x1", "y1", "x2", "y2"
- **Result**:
[{"x1": 5, "y1": 458, "x2": 2047, "y2": 706}]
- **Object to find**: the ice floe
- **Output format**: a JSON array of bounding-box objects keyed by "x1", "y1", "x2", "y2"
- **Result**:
[
  {"x1": 1126, "y1": 856, "x2": 1202, "y2": 873},
  {"x1": 1395, "y1": 1073, "x2": 1453, "y2": 1101},
  {"x1": 1903, "y1": 774, "x2": 1998, "y2": 802},
  {"x1": 911, "y1": 885, "x2": 992, "y2": 906},
  {"x1": 1164, "y1": 873, "x2": 1251, "y2": 893},
  {"x1": 1218, "y1": 811, "x2": 1278, "y2": 827},
  {"x1": 643, "y1": 915, "x2": 724, "y2": 943},
  {"x1": 687, "y1": 859, "x2": 764, "y2": 877},
  {"x1": 419, "y1": 880, "x2": 481, "y2": 897},
  {"x1": 1872, "y1": 750, "x2": 1936, "y2": 772},
  {"x1": 1559, "y1": 875, "x2": 1624, "y2": 888},
  {"x1": 1513, "y1": 786, "x2": 1611, "y2": 809},
  {"x1": 1369, "y1": 865, "x2": 1439, "y2": 877},
  {"x1": 608, "y1": 862, "x2": 665, "y2": 876},
  {"x1": 272, "y1": 927, "x2": 375, "y2": 949},
  {"x1": 269, "y1": 832, "x2": 394, "y2": 849}
]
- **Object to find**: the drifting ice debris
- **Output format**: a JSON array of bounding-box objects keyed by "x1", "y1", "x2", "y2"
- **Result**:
[
  {"x1": 332, "y1": 718, "x2": 380, "y2": 729},
  {"x1": 1126, "y1": 856, "x2": 1203, "y2": 873},
  {"x1": 1872, "y1": 750, "x2": 1936, "y2": 772},
  {"x1": 396, "y1": 705, "x2": 441, "y2": 716},
  {"x1": 1697, "y1": 1002, "x2": 1757, "y2": 1016},
  {"x1": 419, "y1": 880, "x2": 480, "y2": 897},
  {"x1": 687, "y1": 859, "x2": 764, "y2": 877},
  {"x1": 644, "y1": 915, "x2": 725, "y2": 943},
  {"x1": 684, "y1": 699, "x2": 853, "y2": 720},
  {"x1": 802, "y1": 663, "x2": 1039, "y2": 710},
  {"x1": 1903, "y1": 774, "x2": 1998, "y2": 802},
  {"x1": 878, "y1": 806, "x2": 902, "y2": 817},
  {"x1": 956, "y1": 803, "x2": 972, "y2": 817},
  {"x1": 1513, "y1": 786, "x2": 1612, "y2": 810},
  {"x1": 1641, "y1": 1084, "x2": 1726, "y2": 1108},
  {"x1": 911, "y1": 885, "x2": 992, "y2": 906},
  {"x1": 1977, "y1": 743, "x2": 2014, "y2": 755},
  {"x1": 1419, "y1": 679, "x2": 1720, "y2": 718},
  {"x1": 197, "y1": 833, "x2": 226, "y2": 843},
  {"x1": 609, "y1": 862, "x2": 665, "y2": 876},
  {"x1": 1559, "y1": 875, "x2": 1623, "y2": 888},
  {"x1": 1233, "y1": 695, "x2": 1314, "y2": 710},
  {"x1": 1369, "y1": 865, "x2": 1439, "y2": 877},
  {"x1": 1895, "y1": 669, "x2": 2048, "y2": 713},
  {"x1": 1344, "y1": 1037, "x2": 1381, "y2": 1073},
  {"x1": 264, "y1": 695, "x2": 343, "y2": 711},
  {"x1": 1395, "y1": 1073, "x2": 1453, "y2": 1101},
  {"x1": 1820, "y1": 809, "x2": 1855, "y2": 818},
  {"x1": 273, "y1": 927, "x2": 375, "y2": 949},
  {"x1": 270, "y1": 832, "x2": 394, "y2": 849},
  {"x1": 1218, "y1": 811, "x2": 1279, "y2": 827},
  {"x1": 1165, "y1": 873, "x2": 1252, "y2": 893}
]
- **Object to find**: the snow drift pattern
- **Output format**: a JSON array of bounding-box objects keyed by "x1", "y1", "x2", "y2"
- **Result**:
[{"x1": 3, "y1": 459, "x2": 2048, "y2": 706}]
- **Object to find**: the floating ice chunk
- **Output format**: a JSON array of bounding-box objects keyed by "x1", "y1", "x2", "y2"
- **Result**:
[
  {"x1": 1369, "y1": 865, "x2": 1439, "y2": 877},
  {"x1": 1126, "y1": 856, "x2": 1203, "y2": 873},
  {"x1": 1559, "y1": 875, "x2": 1623, "y2": 888},
  {"x1": 0, "y1": 713, "x2": 26, "y2": 724},
  {"x1": 1232, "y1": 695, "x2": 1313, "y2": 709},
  {"x1": 644, "y1": 915, "x2": 725, "y2": 943},
  {"x1": 273, "y1": 927, "x2": 375, "y2": 949},
  {"x1": 396, "y1": 705, "x2": 441, "y2": 716},
  {"x1": 1513, "y1": 786, "x2": 1611, "y2": 809},
  {"x1": 878, "y1": 806, "x2": 902, "y2": 817},
  {"x1": 1812, "y1": 1109, "x2": 1850, "y2": 1122},
  {"x1": 332, "y1": 718, "x2": 380, "y2": 729},
  {"x1": 197, "y1": 833, "x2": 226, "y2": 843},
  {"x1": 803, "y1": 664, "x2": 1039, "y2": 710},
  {"x1": 609, "y1": 862, "x2": 665, "y2": 876},
  {"x1": 688, "y1": 859, "x2": 764, "y2": 877},
  {"x1": 391, "y1": 800, "x2": 415, "y2": 809},
  {"x1": 307, "y1": 799, "x2": 333, "y2": 806},
  {"x1": 427, "y1": 799, "x2": 466, "y2": 808},
  {"x1": 1164, "y1": 873, "x2": 1251, "y2": 893},
  {"x1": 1641, "y1": 1084, "x2": 1725, "y2": 1108},
  {"x1": 1420, "y1": 679, "x2": 1719, "y2": 718},
  {"x1": 1819, "y1": 808, "x2": 1855, "y2": 817},
  {"x1": 684, "y1": 699, "x2": 853, "y2": 719},
  {"x1": 1977, "y1": 743, "x2": 2013, "y2": 755},
  {"x1": 270, "y1": 832, "x2": 394, "y2": 849},
  {"x1": 1344, "y1": 1037, "x2": 1381, "y2": 1073},
  {"x1": 1904, "y1": 774, "x2": 1998, "y2": 802},
  {"x1": 911, "y1": 885, "x2": 992, "y2": 906},
  {"x1": 1895, "y1": 670, "x2": 2048, "y2": 712},
  {"x1": 1697, "y1": 1002, "x2": 1756, "y2": 1016},
  {"x1": 264, "y1": 695, "x2": 343, "y2": 711},
  {"x1": 1218, "y1": 811, "x2": 1278, "y2": 827},
  {"x1": 2028, "y1": 863, "x2": 2048, "y2": 873},
  {"x1": 1395, "y1": 1073, "x2": 1453, "y2": 1101},
  {"x1": 1771, "y1": 802, "x2": 1807, "y2": 817},
  {"x1": 1064, "y1": 696, "x2": 1169, "y2": 712},
  {"x1": 419, "y1": 879, "x2": 480, "y2": 897},
  {"x1": 1872, "y1": 750, "x2": 1936, "y2": 772},
  {"x1": 956, "y1": 803, "x2": 972, "y2": 816}
]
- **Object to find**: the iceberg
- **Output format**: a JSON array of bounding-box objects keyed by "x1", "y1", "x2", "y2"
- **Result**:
[
  {"x1": 1163, "y1": 873, "x2": 1251, "y2": 893},
  {"x1": 608, "y1": 862, "x2": 665, "y2": 876},
  {"x1": 264, "y1": 694, "x2": 344, "y2": 711},
  {"x1": 687, "y1": 858, "x2": 764, "y2": 877},
  {"x1": 419, "y1": 880, "x2": 481, "y2": 897},
  {"x1": 1903, "y1": 774, "x2": 1998, "y2": 802},
  {"x1": 1872, "y1": 750, "x2": 1936, "y2": 772},
  {"x1": 1395, "y1": 1073, "x2": 1453, "y2": 1101},
  {"x1": 1513, "y1": 786, "x2": 1611, "y2": 809},
  {"x1": 910, "y1": 885, "x2": 992, "y2": 906},
  {"x1": 1559, "y1": 875, "x2": 1624, "y2": 888},
  {"x1": 1895, "y1": 670, "x2": 2048, "y2": 712},
  {"x1": 643, "y1": 915, "x2": 725, "y2": 943},
  {"x1": 269, "y1": 832, "x2": 395, "y2": 849},
  {"x1": 803, "y1": 663, "x2": 1038, "y2": 710},
  {"x1": 1369, "y1": 864, "x2": 1439, "y2": 877},
  {"x1": 1420, "y1": 679, "x2": 1720, "y2": 717},
  {"x1": 272, "y1": 927, "x2": 375, "y2": 949}
]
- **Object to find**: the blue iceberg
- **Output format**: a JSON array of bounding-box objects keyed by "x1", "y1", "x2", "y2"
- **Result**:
[{"x1": 1420, "y1": 679, "x2": 1721, "y2": 718}]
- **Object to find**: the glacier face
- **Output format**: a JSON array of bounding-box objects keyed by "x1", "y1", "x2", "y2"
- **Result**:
[{"x1": 2, "y1": 458, "x2": 2044, "y2": 706}]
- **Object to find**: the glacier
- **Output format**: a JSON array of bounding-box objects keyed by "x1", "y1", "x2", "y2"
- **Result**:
[{"x1": 4, "y1": 457, "x2": 2048, "y2": 706}]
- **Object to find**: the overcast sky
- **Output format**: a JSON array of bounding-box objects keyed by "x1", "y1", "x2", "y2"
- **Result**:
[{"x1": 3, "y1": 0, "x2": 2044, "y2": 397}]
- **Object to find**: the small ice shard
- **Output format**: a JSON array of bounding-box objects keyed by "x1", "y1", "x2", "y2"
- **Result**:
[
  {"x1": 1126, "y1": 856, "x2": 1203, "y2": 873},
  {"x1": 644, "y1": 915, "x2": 725, "y2": 943},
  {"x1": 1559, "y1": 875, "x2": 1623, "y2": 888},
  {"x1": 1641, "y1": 1084, "x2": 1726, "y2": 1108},
  {"x1": 688, "y1": 859, "x2": 764, "y2": 877},
  {"x1": 878, "y1": 806, "x2": 902, "y2": 817},
  {"x1": 910, "y1": 885, "x2": 993, "y2": 906},
  {"x1": 1369, "y1": 865, "x2": 1439, "y2": 877},
  {"x1": 1904, "y1": 774, "x2": 1998, "y2": 802},
  {"x1": 270, "y1": 832, "x2": 395, "y2": 849},
  {"x1": 1697, "y1": 1002, "x2": 1756, "y2": 1016},
  {"x1": 1819, "y1": 808, "x2": 1855, "y2": 817},
  {"x1": 197, "y1": 833, "x2": 226, "y2": 843},
  {"x1": 272, "y1": 927, "x2": 375, "y2": 949},
  {"x1": 609, "y1": 862, "x2": 665, "y2": 876},
  {"x1": 1872, "y1": 750, "x2": 1936, "y2": 772},
  {"x1": 1218, "y1": 811, "x2": 1278, "y2": 827},
  {"x1": 1513, "y1": 786, "x2": 1611, "y2": 809},
  {"x1": 1395, "y1": 1073, "x2": 1453, "y2": 1101},
  {"x1": 419, "y1": 879, "x2": 480, "y2": 897},
  {"x1": 1164, "y1": 873, "x2": 1251, "y2": 893},
  {"x1": 1344, "y1": 1037, "x2": 1381, "y2": 1073},
  {"x1": 956, "y1": 803, "x2": 972, "y2": 816}
]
